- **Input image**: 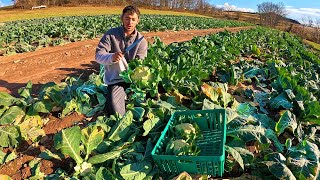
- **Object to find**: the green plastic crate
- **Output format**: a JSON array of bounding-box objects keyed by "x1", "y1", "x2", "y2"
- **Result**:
[{"x1": 151, "y1": 109, "x2": 226, "y2": 177}]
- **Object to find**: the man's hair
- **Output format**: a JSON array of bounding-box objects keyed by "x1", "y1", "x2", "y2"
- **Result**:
[{"x1": 122, "y1": 5, "x2": 140, "y2": 18}]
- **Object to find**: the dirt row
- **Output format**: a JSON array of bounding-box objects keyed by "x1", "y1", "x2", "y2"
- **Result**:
[{"x1": 0, "y1": 26, "x2": 255, "y2": 96}]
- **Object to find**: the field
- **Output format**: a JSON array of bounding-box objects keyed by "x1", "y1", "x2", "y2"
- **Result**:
[
  {"x1": 0, "y1": 6, "x2": 207, "y2": 22},
  {"x1": 305, "y1": 40, "x2": 320, "y2": 51},
  {"x1": 0, "y1": 6, "x2": 320, "y2": 180}
]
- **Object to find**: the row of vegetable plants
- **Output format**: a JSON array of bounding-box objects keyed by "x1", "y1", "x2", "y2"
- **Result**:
[
  {"x1": 0, "y1": 27, "x2": 319, "y2": 179},
  {"x1": 0, "y1": 15, "x2": 251, "y2": 55},
  {"x1": 121, "y1": 27, "x2": 320, "y2": 179}
]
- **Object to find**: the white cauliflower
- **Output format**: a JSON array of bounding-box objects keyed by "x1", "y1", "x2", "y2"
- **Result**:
[
  {"x1": 175, "y1": 123, "x2": 196, "y2": 135},
  {"x1": 131, "y1": 66, "x2": 152, "y2": 81},
  {"x1": 74, "y1": 162, "x2": 92, "y2": 175},
  {"x1": 166, "y1": 139, "x2": 190, "y2": 155}
]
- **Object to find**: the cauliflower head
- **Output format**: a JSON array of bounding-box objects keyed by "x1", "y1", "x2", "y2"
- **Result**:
[
  {"x1": 175, "y1": 123, "x2": 196, "y2": 135},
  {"x1": 165, "y1": 139, "x2": 190, "y2": 155}
]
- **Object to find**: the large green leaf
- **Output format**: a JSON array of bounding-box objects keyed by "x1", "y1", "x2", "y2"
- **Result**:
[
  {"x1": 287, "y1": 141, "x2": 320, "y2": 179},
  {"x1": 18, "y1": 114, "x2": 45, "y2": 141},
  {"x1": 220, "y1": 88, "x2": 233, "y2": 108},
  {"x1": 269, "y1": 92, "x2": 293, "y2": 109},
  {"x1": 96, "y1": 92, "x2": 106, "y2": 105},
  {"x1": 264, "y1": 152, "x2": 286, "y2": 163},
  {"x1": 22, "y1": 126, "x2": 45, "y2": 142},
  {"x1": 76, "y1": 84, "x2": 96, "y2": 103},
  {"x1": 95, "y1": 167, "x2": 118, "y2": 180},
  {"x1": 88, "y1": 150, "x2": 122, "y2": 165},
  {"x1": 304, "y1": 101, "x2": 320, "y2": 124},
  {"x1": 54, "y1": 126, "x2": 83, "y2": 164},
  {"x1": 39, "y1": 149, "x2": 63, "y2": 160},
  {"x1": 108, "y1": 111, "x2": 133, "y2": 142},
  {"x1": 0, "y1": 106, "x2": 25, "y2": 125},
  {"x1": 254, "y1": 114, "x2": 276, "y2": 129},
  {"x1": 18, "y1": 81, "x2": 33, "y2": 100},
  {"x1": 289, "y1": 157, "x2": 319, "y2": 180},
  {"x1": 202, "y1": 98, "x2": 219, "y2": 110},
  {"x1": 81, "y1": 125, "x2": 105, "y2": 160},
  {"x1": 227, "y1": 125, "x2": 267, "y2": 143},
  {"x1": 0, "y1": 175, "x2": 12, "y2": 180},
  {"x1": 0, "y1": 149, "x2": 17, "y2": 165},
  {"x1": 243, "y1": 67, "x2": 261, "y2": 79},
  {"x1": 231, "y1": 146, "x2": 254, "y2": 165},
  {"x1": 253, "y1": 91, "x2": 269, "y2": 114},
  {"x1": 32, "y1": 100, "x2": 53, "y2": 113},
  {"x1": 0, "y1": 92, "x2": 16, "y2": 107},
  {"x1": 127, "y1": 107, "x2": 145, "y2": 122},
  {"x1": 142, "y1": 116, "x2": 160, "y2": 136},
  {"x1": 226, "y1": 108, "x2": 239, "y2": 124},
  {"x1": 29, "y1": 159, "x2": 45, "y2": 180},
  {"x1": 275, "y1": 111, "x2": 297, "y2": 135},
  {"x1": 144, "y1": 139, "x2": 153, "y2": 161},
  {"x1": 204, "y1": 82, "x2": 233, "y2": 108},
  {"x1": 225, "y1": 145, "x2": 244, "y2": 170},
  {"x1": 201, "y1": 83, "x2": 219, "y2": 103},
  {"x1": 263, "y1": 161, "x2": 296, "y2": 180},
  {"x1": 0, "y1": 126, "x2": 20, "y2": 148},
  {"x1": 0, "y1": 107, "x2": 6, "y2": 118},
  {"x1": 265, "y1": 129, "x2": 284, "y2": 152},
  {"x1": 61, "y1": 99, "x2": 79, "y2": 117},
  {"x1": 120, "y1": 161, "x2": 153, "y2": 180},
  {"x1": 155, "y1": 100, "x2": 175, "y2": 111},
  {"x1": 237, "y1": 103, "x2": 257, "y2": 117},
  {"x1": 38, "y1": 82, "x2": 65, "y2": 104}
]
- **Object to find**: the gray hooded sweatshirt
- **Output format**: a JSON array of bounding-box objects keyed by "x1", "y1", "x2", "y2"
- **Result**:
[{"x1": 95, "y1": 26, "x2": 148, "y2": 85}]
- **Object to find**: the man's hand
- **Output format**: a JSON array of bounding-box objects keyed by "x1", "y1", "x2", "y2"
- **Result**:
[{"x1": 112, "y1": 52, "x2": 124, "y2": 62}]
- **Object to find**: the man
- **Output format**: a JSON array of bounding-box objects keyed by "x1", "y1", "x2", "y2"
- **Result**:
[{"x1": 96, "y1": 5, "x2": 148, "y2": 116}]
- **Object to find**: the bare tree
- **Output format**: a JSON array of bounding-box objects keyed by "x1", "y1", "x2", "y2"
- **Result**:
[
  {"x1": 307, "y1": 16, "x2": 314, "y2": 27},
  {"x1": 316, "y1": 18, "x2": 320, "y2": 42},
  {"x1": 223, "y1": 3, "x2": 233, "y2": 18},
  {"x1": 257, "y1": 2, "x2": 287, "y2": 27},
  {"x1": 301, "y1": 16, "x2": 308, "y2": 25}
]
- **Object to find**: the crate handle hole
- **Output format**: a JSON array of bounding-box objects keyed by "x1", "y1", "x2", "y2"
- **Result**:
[{"x1": 178, "y1": 160, "x2": 193, "y2": 164}]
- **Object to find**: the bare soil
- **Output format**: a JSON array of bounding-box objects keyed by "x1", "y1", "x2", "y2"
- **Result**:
[
  {"x1": 0, "y1": 112, "x2": 84, "y2": 179},
  {"x1": 0, "y1": 26, "x2": 255, "y2": 179},
  {"x1": 0, "y1": 26, "x2": 254, "y2": 96}
]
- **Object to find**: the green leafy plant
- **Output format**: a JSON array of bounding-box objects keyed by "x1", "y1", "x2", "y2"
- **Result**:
[{"x1": 1, "y1": 26, "x2": 319, "y2": 179}]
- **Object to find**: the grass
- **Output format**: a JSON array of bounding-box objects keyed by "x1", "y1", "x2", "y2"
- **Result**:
[
  {"x1": 0, "y1": 6, "x2": 208, "y2": 22},
  {"x1": 304, "y1": 40, "x2": 320, "y2": 51}
]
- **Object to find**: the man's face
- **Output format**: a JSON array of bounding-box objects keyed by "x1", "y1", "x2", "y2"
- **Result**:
[{"x1": 122, "y1": 12, "x2": 139, "y2": 32}]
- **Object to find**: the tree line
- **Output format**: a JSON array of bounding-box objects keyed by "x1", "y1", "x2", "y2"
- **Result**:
[{"x1": 14, "y1": 0, "x2": 216, "y2": 12}]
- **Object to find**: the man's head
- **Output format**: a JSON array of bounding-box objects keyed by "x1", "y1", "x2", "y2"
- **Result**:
[{"x1": 121, "y1": 5, "x2": 140, "y2": 33}]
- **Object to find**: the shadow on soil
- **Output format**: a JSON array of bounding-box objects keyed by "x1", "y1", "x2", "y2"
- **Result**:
[
  {"x1": 0, "y1": 79, "x2": 44, "y2": 97},
  {"x1": 56, "y1": 61, "x2": 100, "y2": 80},
  {"x1": 0, "y1": 61, "x2": 100, "y2": 96}
]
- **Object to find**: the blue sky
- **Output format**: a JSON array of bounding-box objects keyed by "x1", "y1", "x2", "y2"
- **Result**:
[
  {"x1": 0, "y1": 0, "x2": 11, "y2": 7},
  {"x1": 208, "y1": 0, "x2": 320, "y2": 22}
]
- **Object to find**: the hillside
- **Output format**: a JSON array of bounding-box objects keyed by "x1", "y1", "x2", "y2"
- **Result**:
[
  {"x1": 214, "y1": 10, "x2": 300, "y2": 24},
  {"x1": 0, "y1": 6, "x2": 208, "y2": 22},
  {"x1": 206, "y1": 10, "x2": 320, "y2": 46}
]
